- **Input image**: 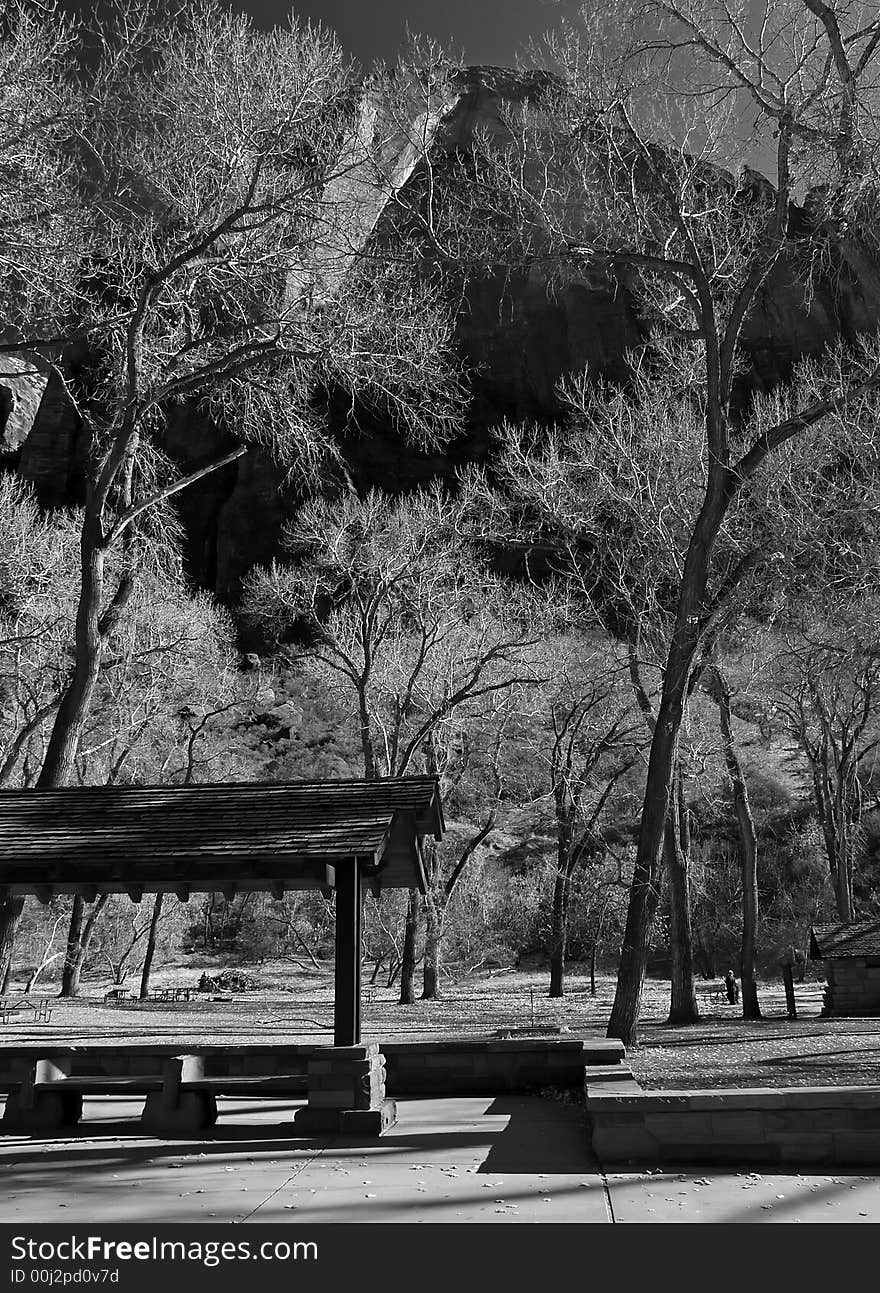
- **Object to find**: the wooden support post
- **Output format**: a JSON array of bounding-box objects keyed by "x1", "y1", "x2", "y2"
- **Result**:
[{"x1": 334, "y1": 859, "x2": 362, "y2": 1047}]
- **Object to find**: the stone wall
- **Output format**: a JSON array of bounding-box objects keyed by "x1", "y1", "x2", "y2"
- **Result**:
[
  {"x1": 586, "y1": 1087, "x2": 880, "y2": 1165},
  {"x1": 381, "y1": 1037, "x2": 627, "y2": 1093},
  {"x1": 0, "y1": 1037, "x2": 628, "y2": 1096}
]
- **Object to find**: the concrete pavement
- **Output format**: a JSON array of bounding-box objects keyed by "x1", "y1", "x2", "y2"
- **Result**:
[{"x1": 1, "y1": 1094, "x2": 880, "y2": 1223}]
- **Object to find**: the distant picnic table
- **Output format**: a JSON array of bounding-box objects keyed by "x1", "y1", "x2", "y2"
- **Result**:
[
  {"x1": 102, "y1": 985, "x2": 197, "y2": 1005},
  {"x1": 103, "y1": 986, "x2": 136, "y2": 1005},
  {"x1": 0, "y1": 997, "x2": 52, "y2": 1024},
  {"x1": 152, "y1": 985, "x2": 197, "y2": 1003}
]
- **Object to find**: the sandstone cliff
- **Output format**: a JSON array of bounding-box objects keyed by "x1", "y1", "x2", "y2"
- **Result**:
[{"x1": 2, "y1": 67, "x2": 878, "y2": 603}]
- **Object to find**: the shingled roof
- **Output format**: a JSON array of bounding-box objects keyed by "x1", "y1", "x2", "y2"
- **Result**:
[
  {"x1": 0, "y1": 776, "x2": 444, "y2": 899},
  {"x1": 810, "y1": 919, "x2": 880, "y2": 960}
]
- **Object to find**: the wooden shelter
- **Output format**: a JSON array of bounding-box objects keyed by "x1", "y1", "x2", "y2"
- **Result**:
[
  {"x1": 810, "y1": 919, "x2": 880, "y2": 1016},
  {"x1": 0, "y1": 776, "x2": 444, "y2": 1047}
]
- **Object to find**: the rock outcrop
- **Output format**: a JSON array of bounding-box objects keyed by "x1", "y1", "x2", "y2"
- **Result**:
[{"x1": 4, "y1": 67, "x2": 880, "y2": 602}]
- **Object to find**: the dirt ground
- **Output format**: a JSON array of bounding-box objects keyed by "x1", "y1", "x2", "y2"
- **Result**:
[{"x1": 5, "y1": 964, "x2": 880, "y2": 1091}]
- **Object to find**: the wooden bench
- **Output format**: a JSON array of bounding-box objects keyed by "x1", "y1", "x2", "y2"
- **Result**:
[
  {"x1": 0, "y1": 1044, "x2": 315, "y2": 1135},
  {"x1": 697, "y1": 981, "x2": 738, "y2": 1008}
]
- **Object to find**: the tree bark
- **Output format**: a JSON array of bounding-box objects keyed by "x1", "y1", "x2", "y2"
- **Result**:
[
  {"x1": 421, "y1": 891, "x2": 443, "y2": 1000},
  {"x1": 664, "y1": 787, "x2": 699, "y2": 1025},
  {"x1": 60, "y1": 895, "x2": 85, "y2": 997},
  {"x1": 61, "y1": 894, "x2": 109, "y2": 997},
  {"x1": 139, "y1": 893, "x2": 164, "y2": 999},
  {"x1": 548, "y1": 868, "x2": 568, "y2": 999},
  {"x1": 835, "y1": 847, "x2": 853, "y2": 922},
  {"x1": 716, "y1": 670, "x2": 762, "y2": 1020},
  {"x1": 398, "y1": 887, "x2": 420, "y2": 1005},
  {"x1": 607, "y1": 639, "x2": 694, "y2": 1043},
  {"x1": 38, "y1": 510, "x2": 106, "y2": 790},
  {"x1": 0, "y1": 896, "x2": 24, "y2": 991}
]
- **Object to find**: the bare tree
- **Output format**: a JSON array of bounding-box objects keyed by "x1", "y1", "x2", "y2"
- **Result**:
[
  {"x1": 0, "y1": 2, "x2": 466, "y2": 969},
  {"x1": 246, "y1": 484, "x2": 544, "y2": 1002},
  {"x1": 0, "y1": 0, "x2": 87, "y2": 336},
  {"x1": 522, "y1": 637, "x2": 637, "y2": 998},
  {"x1": 22, "y1": 901, "x2": 67, "y2": 994},
  {"x1": 467, "y1": 0, "x2": 880, "y2": 1043},
  {"x1": 419, "y1": 705, "x2": 514, "y2": 1000},
  {"x1": 769, "y1": 608, "x2": 880, "y2": 921}
]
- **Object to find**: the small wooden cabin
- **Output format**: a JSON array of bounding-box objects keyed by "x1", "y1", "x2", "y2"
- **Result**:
[{"x1": 810, "y1": 919, "x2": 880, "y2": 1016}]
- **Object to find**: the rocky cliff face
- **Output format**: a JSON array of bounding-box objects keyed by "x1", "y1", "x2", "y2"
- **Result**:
[{"x1": 3, "y1": 66, "x2": 879, "y2": 603}]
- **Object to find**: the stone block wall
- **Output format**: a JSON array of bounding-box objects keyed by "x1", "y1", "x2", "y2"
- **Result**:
[
  {"x1": 382, "y1": 1037, "x2": 626, "y2": 1094},
  {"x1": 586, "y1": 1087, "x2": 880, "y2": 1166},
  {"x1": 0, "y1": 1039, "x2": 626, "y2": 1098}
]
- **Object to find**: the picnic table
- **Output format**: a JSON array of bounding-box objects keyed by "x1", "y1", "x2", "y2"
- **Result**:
[
  {"x1": 0, "y1": 997, "x2": 52, "y2": 1025},
  {"x1": 103, "y1": 986, "x2": 136, "y2": 1005},
  {"x1": 153, "y1": 985, "x2": 197, "y2": 1003}
]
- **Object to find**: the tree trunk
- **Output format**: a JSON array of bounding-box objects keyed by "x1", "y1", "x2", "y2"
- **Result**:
[
  {"x1": 139, "y1": 893, "x2": 164, "y2": 1000},
  {"x1": 813, "y1": 765, "x2": 854, "y2": 921},
  {"x1": 607, "y1": 646, "x2": 691, "y2": 1043},
  {"x1": 37, "y1": 512, "x2": 106, "y2": 791},
  {"x1": 0, "y1": 494, "x2": 112, "y2": 969},
  {"x1": 548, "y1": 868, "x2": 568, "y2": 999},
  {"x1": 835, "y1": 848, "x2": 853, "y2": 921},
  {"x1": 716, "y1": 671, "x2": 762, "y2": 1020},
  {"x1": 62, "y1": 894, "x2": 109, "y2": 997},
  {"x1": 25, "y1": 953, "x2": 62, "y2": 994},
  {"x1": 665, "y1": 799, "x2": 699, "y2": 1025},
  {"x1": 0, "y1": 896, "x2": 24, "y2": 991},
  {"x1": 608, "y1": 475, "x2": 728, "y2": 1045},
  {"x1": 398, "y1": 887, "x2": 420, "y2": 1005},
  {"x1": 421, "y1": 890, "x2": 445, "y2": 1000},
  {"x1": 60, "y1": 895, "x2": 85, "y2": 997}
]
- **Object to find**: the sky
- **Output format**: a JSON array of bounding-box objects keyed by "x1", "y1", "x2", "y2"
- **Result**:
[{"x1": 191, "y1": 1, "x2": 581, "y2": 70}]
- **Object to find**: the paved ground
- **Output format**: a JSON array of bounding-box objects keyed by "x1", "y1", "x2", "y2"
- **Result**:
[{"x1": 1, "y1": 1094, "x2": 880, "y2": 1224}]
